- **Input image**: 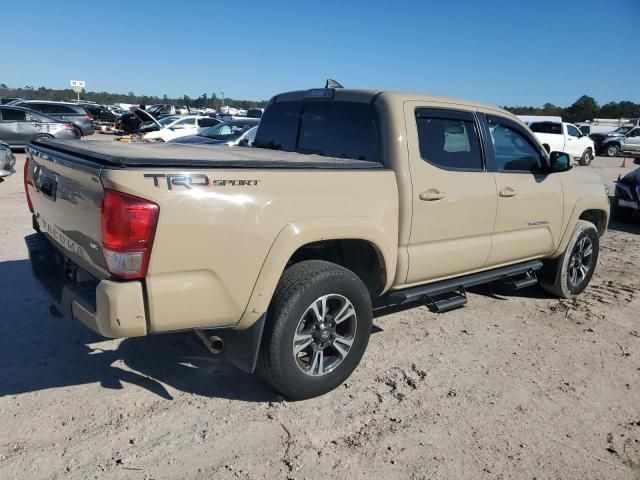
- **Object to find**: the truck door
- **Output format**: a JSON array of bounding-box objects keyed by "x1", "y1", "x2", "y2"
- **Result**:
[
  {"x1": 565, "y1": 123, "x2": 584, "y2": 157},
  {"x1": 482, "y1": 114, "x2": 563, "y2": 266},
  {"x1": 404, "y1": 103, "x2": 497, "y2": 284}
]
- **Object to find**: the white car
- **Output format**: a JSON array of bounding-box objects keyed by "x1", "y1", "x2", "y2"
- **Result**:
[{"x1": 142, "y1": 115, "x2": 221, "y2": 142}]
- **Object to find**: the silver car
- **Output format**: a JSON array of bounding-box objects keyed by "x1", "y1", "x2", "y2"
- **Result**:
[
  {"x1": 0, "y1": 106, "x2": 78, "y2": 148},
  {"x1": 0, "y1": 141, "x2": 16, "y2": 182}
]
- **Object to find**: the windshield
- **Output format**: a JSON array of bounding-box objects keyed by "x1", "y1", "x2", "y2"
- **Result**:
[
  {"x1": 198, "y1": 122, "x2": 254, "y2": 140},
  {"x1": 613, "y1": 126, "x2": 632, "y2": 134}
]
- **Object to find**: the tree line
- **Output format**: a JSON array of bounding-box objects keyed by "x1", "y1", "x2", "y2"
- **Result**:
[
  {"x1": 503, "y1": 95, "x2": 640, "y2": 123},
  {"x1": 0, "y1": 84, "x2": 268, "y2": 110},
  {"x1": 2, "y1": 85, "x2": 638, "y2": 122}
]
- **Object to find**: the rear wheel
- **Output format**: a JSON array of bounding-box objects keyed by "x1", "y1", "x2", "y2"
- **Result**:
[
  {"x1": 33, "y1": 134, "x2": 53, "y2": 142},
  {"x1": 73, "y1": 127, "x2": 82, "y2": 139},
  {"x1": 258, "y1": 260, "x2": 372, "y2": 400},
  {"x1": 606, "y1": 144, "x2": 620, "y2": 157},
  {"x1": 540, "y1": 220, "x2": 599, "y2": 299},
  {"x1": 579, "y1": 149, "x2": 593, "y2": 166}
]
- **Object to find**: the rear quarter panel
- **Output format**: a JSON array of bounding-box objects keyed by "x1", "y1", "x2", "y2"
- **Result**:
[{"x1": 100, "y1": 167, "x2": 399, "y2": 332}]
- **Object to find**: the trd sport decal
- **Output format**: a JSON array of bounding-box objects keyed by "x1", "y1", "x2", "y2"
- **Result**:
[{"x1": 144, "y1": 173, "x2": 260, "y2": 190}]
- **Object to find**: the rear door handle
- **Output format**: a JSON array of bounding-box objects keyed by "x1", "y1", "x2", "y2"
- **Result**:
[
  {"x1": 499, "y1": 187, "x2": 517, "y2": 198},
  {"x1": 419, "y1": 189, "x2": 446, "y2": 201}
]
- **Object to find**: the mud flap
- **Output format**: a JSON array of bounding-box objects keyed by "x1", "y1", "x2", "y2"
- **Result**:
[{"x1": 211, "y1": 314, "x2": 267, "y2": 373}]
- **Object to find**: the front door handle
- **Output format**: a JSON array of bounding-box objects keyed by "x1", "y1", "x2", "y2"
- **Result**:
[
  {"x1": 419, "y1": 189, "x2": 446, "y2": 201},
  {"x1": 499, "y1": 187, "x2": 517, "y2": 198}
]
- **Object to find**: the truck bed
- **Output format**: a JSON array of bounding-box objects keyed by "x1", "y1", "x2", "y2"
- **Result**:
[{"x1": 29, "y1": 138, "x2": 384, "y2": 170}]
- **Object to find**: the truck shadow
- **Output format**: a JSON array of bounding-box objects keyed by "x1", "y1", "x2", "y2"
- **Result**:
[{"x1": 0, "y1": 259, "x2": 279, "y2": 402}]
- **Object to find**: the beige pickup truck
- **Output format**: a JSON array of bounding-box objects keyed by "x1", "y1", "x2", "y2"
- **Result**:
[{"x1": 24, "y1": 87, "x2": 609, "y2": 399}]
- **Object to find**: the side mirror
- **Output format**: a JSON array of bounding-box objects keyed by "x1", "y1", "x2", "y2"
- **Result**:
[{"x1": 549, "y1": 151, "x2": 572, "y2": 173}]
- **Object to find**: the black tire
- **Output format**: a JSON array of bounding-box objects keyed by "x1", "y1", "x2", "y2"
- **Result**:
[
  {"x1": 611, "y1": 198, "x2": 632, "y2": 222},
  {"x1": 539, "y1": 220, "x2": 599, "y2": 299},
  {"x1": 73, "y1": 127, "x2": 82, "y2": 139},
  {"x1": 33, "y1": 134, "x2": 53, "y2": 142},
  {"x1": 257, "y1": 260, "x2": 372, "y2": 400},
  {"x1": 605, "y1": 143, "x2": 620, "y2": 157},
  {"x1": 578, "y1": 148, "x2": 593, "y2": 166}
]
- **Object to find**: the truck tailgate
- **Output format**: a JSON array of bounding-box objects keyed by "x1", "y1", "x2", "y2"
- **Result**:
[{"x1": 26, "y1": 144, "x2": 108, "y2": 279}]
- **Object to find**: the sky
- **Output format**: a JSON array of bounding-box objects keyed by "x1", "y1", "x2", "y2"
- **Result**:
[{"x1": 1, "y1": 0, "x2": 639, "y2": 107}]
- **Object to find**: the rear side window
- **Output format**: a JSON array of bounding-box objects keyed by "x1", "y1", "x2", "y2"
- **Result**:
[
  {"x1": 199, "y1": 117, "x2": 220, "y2": 128},
  {"x1": 35, "y1": 103, "x2": 76, "y2": 114},
  {"x1": 1, "y1": 108, "x2": 26, "y2": 121},
  {"x1": 415, "y1": 109, "x2": 483, "y2": 171},
  {"x1": 254, "y1": 100, "x2": 381, "y2": 163},
  {"x1": 530, "y1": 122, "x2": 562, "y2": 134}
]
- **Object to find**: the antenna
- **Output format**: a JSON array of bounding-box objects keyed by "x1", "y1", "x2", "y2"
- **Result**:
[{"x1": 325, "y1": 79, "x2": 344, "y2": 89}]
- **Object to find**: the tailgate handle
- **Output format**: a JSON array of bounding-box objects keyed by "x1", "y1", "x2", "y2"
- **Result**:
[{"x1": 40, "y1": 178, "x2": 57, "y2": 201}]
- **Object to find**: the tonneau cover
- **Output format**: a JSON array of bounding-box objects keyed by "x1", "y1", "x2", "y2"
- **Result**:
[{"x1": 29, "y1": 138, "x2": 384, "y2": 169}]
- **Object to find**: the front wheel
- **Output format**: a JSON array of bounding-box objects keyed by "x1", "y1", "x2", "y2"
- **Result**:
[
  {"x1": 540, "y1": 220, "x2": 599, "y2": 299},
  {"x1": 579, "y1": 149, "x2": 593, "y2": 166},
  {"x1": 258, "y1": 260, "x2": 372, "y2": 400},
  {"x1": 606, "y1": 144, "x2": 620, "y2": 157}
]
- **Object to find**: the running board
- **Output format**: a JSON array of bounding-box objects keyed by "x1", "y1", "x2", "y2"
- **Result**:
[{"x1": 375, "y1": 260, "x2": 543, "y2": 313}]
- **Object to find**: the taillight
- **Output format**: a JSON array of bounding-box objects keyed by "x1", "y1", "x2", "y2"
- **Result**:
[
  {"x1": 101, "y1": 190, "x2": 159, "y2": 279},
  {"x1": 63, "y1": 124, "x2": 74, "y2": 130},
  {"x1": 84, "y1": 114, "x2": 93, "y2": 121},
  {"x1": 24, "y1": 158, "x2": 34, "y2": 213}
]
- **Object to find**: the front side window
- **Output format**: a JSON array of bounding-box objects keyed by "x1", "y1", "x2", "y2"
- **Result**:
[
  {"x1": 254, "y1": 100, "x2": 381, "y2": 163},
  {"x1": 415, "y1": 111, "x2": 482, "y2": 171},
  {"x1": 488, "y1": 117, "x2": 542, "y2": 172},
  {"x1": 566, "y1": 124, "x2": 581, "y2": 137},
  {"x1": 579, "y1": 125, "x2": 590, "y2": 135}
]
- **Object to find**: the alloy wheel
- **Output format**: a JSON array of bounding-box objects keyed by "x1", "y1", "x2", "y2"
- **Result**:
[
  {"x1": 292, "y1": 294, "x2": 357, "y2": 376},
  {"x1": 568, "y1": 236, "x2": 593, "y2": 287}
]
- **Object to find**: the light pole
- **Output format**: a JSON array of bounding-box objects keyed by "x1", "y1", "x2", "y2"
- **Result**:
[{"x1": 221, "y1": 91, "x2": 225, "y2": 111}]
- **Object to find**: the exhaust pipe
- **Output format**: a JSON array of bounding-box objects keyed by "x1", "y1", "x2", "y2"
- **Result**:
[{"x1": 195, "y1": 329, "x2": 224, "y2": 354}]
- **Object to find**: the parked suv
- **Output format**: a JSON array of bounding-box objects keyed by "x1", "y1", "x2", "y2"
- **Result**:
[
  {"x1": 9, "y1": 100, "x2": 95, "y2": 137},
  {"x1": 601, "y1": 127, "x2": 640, "y2": 157}
]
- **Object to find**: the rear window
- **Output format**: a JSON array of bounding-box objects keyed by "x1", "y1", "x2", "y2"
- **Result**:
[
  {"x1": 254, "y1": 100, "x2": 381, "y2": 163},
  {"x1": 530, "y1": 122, "x2": 562, "y2": 134}
]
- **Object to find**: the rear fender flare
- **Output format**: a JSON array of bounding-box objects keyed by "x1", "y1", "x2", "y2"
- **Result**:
[{"x1": 235, "y1": 217, "x2": 396, "y2": 330}]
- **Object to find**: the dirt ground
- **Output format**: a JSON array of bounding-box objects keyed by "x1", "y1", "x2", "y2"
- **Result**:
[{"x1": 1, "y1": 137, "x2": 638, "y2": 479}]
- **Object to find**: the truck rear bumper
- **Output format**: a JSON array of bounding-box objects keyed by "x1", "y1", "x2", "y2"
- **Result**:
[{"x1": 25, "y1": 233, "x2": 147, "y2": 338}]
